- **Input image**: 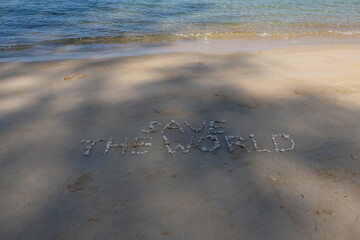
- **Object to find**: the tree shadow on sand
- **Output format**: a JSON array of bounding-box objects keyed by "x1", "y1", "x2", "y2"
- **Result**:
[{"x1": 0, "y1": 50, "x2": 360, "y2": 240}]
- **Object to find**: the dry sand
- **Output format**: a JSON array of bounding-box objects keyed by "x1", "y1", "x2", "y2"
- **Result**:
[{"x1": 1, "y1": 43, "x2": 360, "y2": 240}]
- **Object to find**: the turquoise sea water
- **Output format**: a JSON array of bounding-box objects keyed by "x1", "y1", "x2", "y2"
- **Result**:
[{"x1": 1, "y1": 0, "x2": 359, "y2": 59}]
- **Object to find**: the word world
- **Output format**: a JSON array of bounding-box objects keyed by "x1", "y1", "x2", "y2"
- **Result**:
[{"x1": 81, "y1": 120, "x2": 295, "y2": 156}]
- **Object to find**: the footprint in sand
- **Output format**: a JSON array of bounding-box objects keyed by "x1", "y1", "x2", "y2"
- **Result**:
[
  {"x1": 66, "y1": 172, "x2": 93, "y2": 192},
  {"x1": 64, "y1": 73, "x2": 87, "y2": 81}
]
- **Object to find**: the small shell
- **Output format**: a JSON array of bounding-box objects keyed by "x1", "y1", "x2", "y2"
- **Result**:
[{"x1": 201, "y1": 146, "x2": 208, "y2": 152}]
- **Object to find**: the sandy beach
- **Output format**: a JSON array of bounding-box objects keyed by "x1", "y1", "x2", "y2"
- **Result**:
[{"x1": 1, "y1": 42, "x2": 360, "y2": 239}]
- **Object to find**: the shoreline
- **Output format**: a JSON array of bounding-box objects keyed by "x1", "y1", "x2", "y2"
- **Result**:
[{"x1": 1, "y1": 34, "x2": 359, "y2": 63}]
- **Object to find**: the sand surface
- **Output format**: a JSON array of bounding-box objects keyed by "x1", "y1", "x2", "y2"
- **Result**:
[{"x1": 1, "y1": 43, "x2": 360, "y2": 240}]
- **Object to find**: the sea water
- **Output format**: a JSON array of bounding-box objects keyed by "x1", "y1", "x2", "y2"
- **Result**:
[{"x1": 1, "y1": 0, "x2": 359, "y2": 60}]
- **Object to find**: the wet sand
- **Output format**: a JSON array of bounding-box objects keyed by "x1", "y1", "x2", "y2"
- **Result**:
[{"x1": 1, "y1": 43, "x2": 360, "y2": 240}]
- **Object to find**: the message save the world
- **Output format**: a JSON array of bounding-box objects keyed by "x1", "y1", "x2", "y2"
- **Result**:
[{"x1": 80, "y1": 120, "x2": 295, "y2": 156}]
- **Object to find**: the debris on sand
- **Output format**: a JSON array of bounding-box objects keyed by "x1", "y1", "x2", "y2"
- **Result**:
[
  {"x1": 307, "y1": 209, "x2": 333, "y2": 216},
  {"x1": 294, "y1": 89, "x2": 305, "y2": 95},
  {"x1": 64, "y1": 73, "x2": 87, "y2": 80}
]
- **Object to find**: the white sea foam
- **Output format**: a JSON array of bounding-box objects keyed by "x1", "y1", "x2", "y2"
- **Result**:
[
  {"x1": 256, "y1": 32, "x2": 270, "y2": 37},
  {"x1": 335, "y1": 31, "x2": 360, "y2": 35}
]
